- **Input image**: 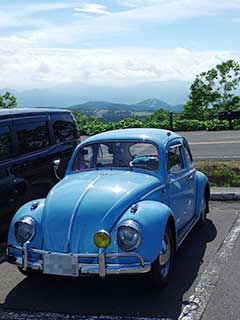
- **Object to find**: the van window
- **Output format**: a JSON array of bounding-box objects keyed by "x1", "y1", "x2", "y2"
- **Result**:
[
  {"x1": 0, "y1": 126, "x2": 12, "y2": 161},
  {"x1": 52, "y1": 114, "x2": 78, "y2": 144},
  {"x1": 16, "y1": 121, "x2": 50, "y2": 155}
]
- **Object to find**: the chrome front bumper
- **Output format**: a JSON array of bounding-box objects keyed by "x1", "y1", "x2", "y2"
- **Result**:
[{"x1": 7, "y1": 243, "x2": 151, "y2": 277}]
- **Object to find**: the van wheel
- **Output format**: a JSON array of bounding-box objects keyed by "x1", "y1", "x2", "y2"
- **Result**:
[{"x1": 150, "y1": 224, "x2": 174, "y2": 289}]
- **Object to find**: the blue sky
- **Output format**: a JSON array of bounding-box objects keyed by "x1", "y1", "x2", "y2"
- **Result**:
[{"x1": 0, "y1": 0, "x2": 240, "y2": 91}]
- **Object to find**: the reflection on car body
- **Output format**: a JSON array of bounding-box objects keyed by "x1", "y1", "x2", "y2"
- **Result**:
[{"x1": 7, "y1": 128, "x2": 209, "y2": 289}]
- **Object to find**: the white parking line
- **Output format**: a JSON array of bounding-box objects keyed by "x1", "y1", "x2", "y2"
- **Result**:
[
  {"x1": 190, "y1": 141, "x2": 240, "y2": 145},
  {"x1": 178, "y1": 215, "x2": 240, "y2": 320},
  {"x1": 0, "y1": 312, "x2": 171, "y2": 320}
]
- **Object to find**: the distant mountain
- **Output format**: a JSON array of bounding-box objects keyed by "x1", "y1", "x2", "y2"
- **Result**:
[
  {"x1": 134, "y1": 98, "x2": 171, "y2": 110},
  {"x1": 68, "y1": 99, "x2": 184, "y2": 121},
  {"x1": 71, "y1": 101, "x2": 131, "y2": 110},
  {"x1": 3, "y1": 80, "x2": 190, "y2": 108},
  {"x1": 70, "y1": 99, "x2": 184, "y2": 113}
]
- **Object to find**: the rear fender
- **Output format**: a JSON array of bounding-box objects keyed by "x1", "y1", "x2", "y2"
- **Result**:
[{"x1": 195, "y1": 171, "x2": 210, "y2": 217}]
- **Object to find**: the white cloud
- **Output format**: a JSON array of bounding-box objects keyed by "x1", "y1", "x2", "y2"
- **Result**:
[
  {"x1": 0, "y1": 37, "x2": 239, "y2": 90},
  {"x1": 74, "y1": 4, "x2": 110, "y2": 15},
  {"x1": 110, "y1": 0, "x2": 240, "y2": 23}
]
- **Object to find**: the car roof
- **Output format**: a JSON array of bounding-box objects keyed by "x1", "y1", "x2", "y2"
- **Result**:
[
  {"x1": 84, "y1": 128, "x2": 181, "y2": 146},
  {"x1": 0, "y1": 108, "x2": 71, "y2": 120}
]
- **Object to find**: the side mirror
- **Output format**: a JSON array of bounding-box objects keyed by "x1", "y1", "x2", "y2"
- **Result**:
[{"x1": 53, "y1": 159, "x2": 61, "y2": 180}]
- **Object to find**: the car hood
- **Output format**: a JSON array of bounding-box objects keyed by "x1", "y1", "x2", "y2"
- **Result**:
[{"x1": 42, "y1": 170, "x2": 160, "y2": 253}]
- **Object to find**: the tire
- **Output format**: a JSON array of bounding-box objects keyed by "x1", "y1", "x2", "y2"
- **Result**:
[
  {"x1": 149, "y1": 224, "x2": 174, "y2": 289},
  {"x1": 17, "y1": 266, "x2": 40, "y2": 277},
  {"x1": 197, "y1": 194, "x2": 208, "y2": 227}
]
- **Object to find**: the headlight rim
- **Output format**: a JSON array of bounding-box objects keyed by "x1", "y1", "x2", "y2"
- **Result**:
[
  {"x1": 116, "y1": 220, "x2": 142, "y2": 252},
  {"x1": 14, "y1": 216, "x2": 36, "y2": 245}
]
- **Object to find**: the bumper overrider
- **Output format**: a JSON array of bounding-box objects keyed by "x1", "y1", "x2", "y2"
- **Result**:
[{"x1": 7, "y1": 242, "x2": 151, "y2": 277}]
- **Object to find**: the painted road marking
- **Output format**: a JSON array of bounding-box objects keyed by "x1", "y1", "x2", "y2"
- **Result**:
[
  {"x1": 190, "y1": 141, "x2": 240, "y2": 145},
  {"x1": 194, "y1": 155, "x2": 240, "y2": 159},
  {"x1": 178, "y1": 215, "x2": 240, "y2": 320},
  {"x1": 0, "y1": 215, "x2": 239, "y2": 320},
  {"x1": 0, "y1": 312, "x2": 171, "y2": 320}
]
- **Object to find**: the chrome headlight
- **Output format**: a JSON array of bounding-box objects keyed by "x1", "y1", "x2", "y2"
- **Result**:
[
  {"x1": 117, "y1": 220, "x2": 141, "y2": 251},
  {"x1": 14, "y1": 217, "x2": 35, "y2": 244}
]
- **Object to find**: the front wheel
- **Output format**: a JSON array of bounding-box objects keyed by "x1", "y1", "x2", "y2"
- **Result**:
[
  {"x1": 17, "y1": 267, "x2": 40, "y2": 277},
  {"x1": 149, "y1": 225, "x2": 174, "y2": 289}
]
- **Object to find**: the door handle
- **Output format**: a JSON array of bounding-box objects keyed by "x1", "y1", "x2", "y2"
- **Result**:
[{"x1": 186, "y1": 175, "x2": 193, "y2": 181}]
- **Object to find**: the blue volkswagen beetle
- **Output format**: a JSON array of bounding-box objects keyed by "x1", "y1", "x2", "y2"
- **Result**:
[{"x1": 7, "y1": 129, "x2": 210, "y2": 288}]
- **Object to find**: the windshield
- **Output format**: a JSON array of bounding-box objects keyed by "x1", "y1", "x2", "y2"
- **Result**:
[{"x1": 72, "y1": 141, "x2": 160, "y2": 172}]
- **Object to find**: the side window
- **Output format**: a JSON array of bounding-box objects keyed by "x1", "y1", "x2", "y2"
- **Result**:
[
  {"x1": 129, "y1": 143, "x2": 159, "y2": 171},
  {"x1": 183, "y1": 141, "x2": 193, "y2": 164},
  {"x1": 52, "y1": 113, "x2": 78, "y2": 144},
  {"x1": 16, "y1": 121, "x2": 50, "y2": 155},
  {"x1": 0, "y1": 126, "x2": 12, "y2": 161},
  {"x1": 72, "y1": 145, "x2": 94, "y2": 170},
  {"x1": 167, "y1": 145, "x2": 184, "y2": 173}
]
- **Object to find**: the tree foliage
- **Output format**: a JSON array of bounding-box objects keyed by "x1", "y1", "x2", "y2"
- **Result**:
[
  {"x1": 0, "y1": 91, "x2": 17, "y2": 109},
  {"x1": 184, "y1": 60, "x2": 240, "y2": 120}
]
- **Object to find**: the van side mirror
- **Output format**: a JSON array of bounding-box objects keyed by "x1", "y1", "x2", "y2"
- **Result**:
[{"x1": 53, "y1": 159, "x2": 61, "y2": 180}]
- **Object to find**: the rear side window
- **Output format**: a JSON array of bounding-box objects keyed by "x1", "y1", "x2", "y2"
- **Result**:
[
  {"x1": 52, "y1": 113, "x2": 78, "y2": 144},
  {"x1": 0, "y1": 126, "x2": 12, "y2": 161},
  {"x1": 16, "y1": 121, "x2": 50, "y2": 155}
]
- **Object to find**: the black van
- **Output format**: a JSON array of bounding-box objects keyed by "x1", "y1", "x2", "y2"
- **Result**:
[{"x1": 0, "y1": 108, "x2": 79, "y2": 239}]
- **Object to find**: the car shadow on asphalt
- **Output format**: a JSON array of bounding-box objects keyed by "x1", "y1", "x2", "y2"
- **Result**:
[{"x1": 1, "y1": 220, "x2": 217, "y2": 319}]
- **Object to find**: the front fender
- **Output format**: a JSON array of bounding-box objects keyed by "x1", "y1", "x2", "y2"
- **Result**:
[
  {"x1": 109, "y1": 200, "x2": 175, "y2": 264},
  {"x1": 7, "y1": 199, "x2": 45, "y2": 257},
  {"x1": 195, "y1": 171, "x2": 210, "y2": 217}
]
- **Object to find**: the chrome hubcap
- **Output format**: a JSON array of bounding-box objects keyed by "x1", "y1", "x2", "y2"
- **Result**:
[{"x1": 159, "y1": 232, "x2": 171, "y2": 272}]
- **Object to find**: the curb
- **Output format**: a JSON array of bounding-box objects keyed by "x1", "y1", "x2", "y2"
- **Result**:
[{"x1": 210, "y1": 193, "x2": 240, "y2": 201}]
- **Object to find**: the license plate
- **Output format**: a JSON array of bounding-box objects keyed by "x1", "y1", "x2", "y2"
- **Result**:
[{"x1": 43, "y1": 254, "x2": 79, "y2": 277}]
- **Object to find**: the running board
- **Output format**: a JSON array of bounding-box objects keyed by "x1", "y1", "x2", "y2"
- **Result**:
[{"x1": 177, "y1": 216, "x2": 200, "y2": 249}]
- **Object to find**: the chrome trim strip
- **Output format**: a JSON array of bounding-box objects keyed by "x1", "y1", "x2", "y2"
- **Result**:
[
  {"x1": 64, "y1": 174, "x2": 102, "y2": 252},
  {"x1": 140, "y1": 185, "x2": 165, "y2": 200}
]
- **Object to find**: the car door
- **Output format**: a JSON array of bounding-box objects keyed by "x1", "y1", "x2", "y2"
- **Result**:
[
  {"x1": 181, "y1": 139, "x2": 196, "y2": 224},
  {"x1": 166, "y1": 141, "x2": 195, "y2": 230}
]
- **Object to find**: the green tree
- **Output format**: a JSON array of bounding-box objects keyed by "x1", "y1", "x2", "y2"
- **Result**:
[
  {"x1": 149, "y1": 108, "x2": 169, "y2": 121},
  {"x1": 184, "y1": 60, "x2": 240, "y2": 120},
  {"x1": 0, "y1": 91, "x2": 17, "y2": 109}
]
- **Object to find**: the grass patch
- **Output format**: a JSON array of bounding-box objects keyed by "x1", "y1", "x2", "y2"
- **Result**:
[{"x1": 195, "y1": 160, "x2": 240, "y2": 187}]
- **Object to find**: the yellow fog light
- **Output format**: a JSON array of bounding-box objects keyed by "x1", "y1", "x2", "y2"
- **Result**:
[{"x1": 94, "y1": 230, "x2": 111, "y2": 248}]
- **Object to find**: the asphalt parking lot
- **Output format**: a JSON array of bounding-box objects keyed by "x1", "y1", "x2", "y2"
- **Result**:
[{"x1": 0, "y1": 201, "x2": 239, "y2": 320}]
